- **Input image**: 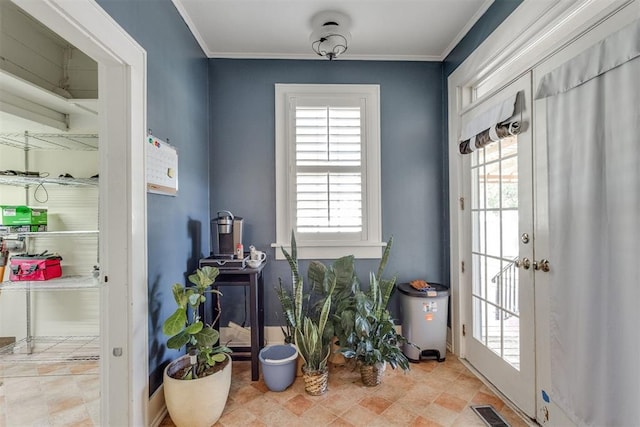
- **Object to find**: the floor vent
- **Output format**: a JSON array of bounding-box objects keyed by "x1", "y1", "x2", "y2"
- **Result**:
[{"x1": 471, "y1": 405, "x2": 511, "y2": 427}]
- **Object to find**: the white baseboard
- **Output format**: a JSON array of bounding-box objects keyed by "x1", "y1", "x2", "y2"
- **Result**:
[{"x1": 148, "y1": 383, "x2": 167, "y2": 427}]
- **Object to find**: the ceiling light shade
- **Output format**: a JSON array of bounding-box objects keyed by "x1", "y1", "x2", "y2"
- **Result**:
[{"x1": 309, "y1": 11, "x2": 352, "y2": 60}]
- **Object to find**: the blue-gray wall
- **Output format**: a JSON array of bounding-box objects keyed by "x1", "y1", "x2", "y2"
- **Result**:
[
  {"x1": 443, "y1": 0, "x2": 523, "y2": 77},
  {"x1": 97, "y1": 0, "x2": 210, "y2": 395},
  {"x1": 209, "y1": 59, "x2": 444, "y2": 327}
]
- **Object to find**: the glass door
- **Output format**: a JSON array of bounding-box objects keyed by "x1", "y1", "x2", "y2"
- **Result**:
[{"x1": 463, "y1": 72, "x2": 535, "y2": 416}]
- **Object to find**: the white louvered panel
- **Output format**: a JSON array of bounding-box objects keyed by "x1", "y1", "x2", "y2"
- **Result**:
[
  {"x1": 296, "y1": 172, "x2": 362, "y2": 233},
  {"x1": 295, "y1": 104, "x2": 363, "y2": 234},
  {"x1": 296, "y1": 106, "x2": 361, "y2": 167}
]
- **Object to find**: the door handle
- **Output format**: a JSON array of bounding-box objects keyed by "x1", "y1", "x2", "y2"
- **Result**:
[
  {"x1": 515, "y1": 257, "x2": 531, "y2": 270},
  {"x1": 534, "y1": 259, "x2": 550, "y2": 272}
]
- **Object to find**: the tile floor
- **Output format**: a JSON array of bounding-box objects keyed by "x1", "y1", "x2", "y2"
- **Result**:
[
  {"x1": 161, "y1": 354, "x2": 532, "y2": 427},
  {"x1": 0, "y1": 360, "x2": 100, "y2": 426},
  {"x1": 0, "y1": 352, "x2": 532, "y2": 426}
]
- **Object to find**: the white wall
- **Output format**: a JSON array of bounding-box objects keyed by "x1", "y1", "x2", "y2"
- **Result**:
[{"x1": 0, "y1": 1, "x2": 97, "y2": 99}]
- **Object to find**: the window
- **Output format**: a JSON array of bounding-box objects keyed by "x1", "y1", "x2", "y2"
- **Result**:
[{"x1": 274, "y1": 84, "x2": 382, "y2": 259}]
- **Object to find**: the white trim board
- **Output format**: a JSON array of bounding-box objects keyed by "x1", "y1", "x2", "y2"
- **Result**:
[{"x1": 11, "y1": 1, "x2": 148, "y2": 425}]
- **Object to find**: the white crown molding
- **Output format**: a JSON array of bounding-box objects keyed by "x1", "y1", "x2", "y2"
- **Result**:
[
  {"x1": 171, "y1": 0, "x2": 210, "y2": 57},
  {"x1": 206, "y1": 51, "x2": 442, "y2": 62},
  {"x1": 440, "y1": 0, "x2": 495, "y2": 61}
]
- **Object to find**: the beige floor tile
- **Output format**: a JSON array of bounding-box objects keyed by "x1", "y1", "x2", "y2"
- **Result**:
[
  {"x1": 358, "y1": 395, "x2": 393, "y2": 415},
  {"x1": 0, "y1": 352, "x2": 527, "y2": 427},
  {"x1": 380, "y1": 401, "x2": 421, "y2": 425}
]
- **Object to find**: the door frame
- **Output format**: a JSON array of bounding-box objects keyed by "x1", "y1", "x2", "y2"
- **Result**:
[
  {"x1": 448, "y1": 0, "x2": 635, "y2": 422},
  {"x1": 11, "y1": 1, "x2": 149, "y2": 425}
]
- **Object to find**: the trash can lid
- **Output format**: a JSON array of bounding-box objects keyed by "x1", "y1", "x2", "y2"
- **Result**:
[{"x1": 398, "y1": 282, "x2": 449, "y2": 298}]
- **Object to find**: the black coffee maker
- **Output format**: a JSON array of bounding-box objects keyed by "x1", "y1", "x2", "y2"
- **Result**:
[{"x1": 211, "y1": 210, "x2": 243, "y2": 257}]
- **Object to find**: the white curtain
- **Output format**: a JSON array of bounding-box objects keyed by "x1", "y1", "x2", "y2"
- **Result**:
[{"x1": 536, "y1": 20, "x2": 640, "y2": 427}]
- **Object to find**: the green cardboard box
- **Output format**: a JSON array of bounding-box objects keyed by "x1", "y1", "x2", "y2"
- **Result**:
[
  {"x1": 0, "y1": 206, "x2": 48, "y2": 227},
  {"x1": 30, "y1": 208, "x2": 48, "y2": 225}
]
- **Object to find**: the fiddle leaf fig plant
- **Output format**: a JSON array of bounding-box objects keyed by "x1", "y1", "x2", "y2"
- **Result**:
[{"x1": 163, "y1": 266, "x2": 231, "y2": 379}]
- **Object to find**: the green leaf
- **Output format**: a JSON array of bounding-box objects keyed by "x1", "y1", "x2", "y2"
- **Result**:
[
  {"x1": 167, "y1": 330, "x2": 190, "y2": 349},
  {"x1": 376, "y1": 236, "x2": 393, "y2": 281},
  {"x1": 211, "y1": 353, "x2": 226, "y2": 363},
  {"x1": 318, "y1": 292, "x2": 332, "y2": 339},
  {"x1": 188, "y1": 293, "x2": 200, "y2": 306},
  {"x1": 185, "y1": 321, "x2": 203, "y2": 335},
  {"x1": 163, "y1": 309, "x2": 186, "y2": 336},
  {"x1": 308, "y1": 261, "x2": 327, "y2": 293},
  {"x1": 294, "y1": 328, "x2": 308, "y2": 366},
  {"x1": 195, "y1": 327, "x2": 219, "y2": 348},
  {"x1": 355, "y1": 315, "x2": 371, "y2": 337},
  {"x1": 172, "y1": 283, "x2": 187, "y2": 308},
  {"x1": 379, "y1": 276, "x2": 397, "y2": 313},
  {"x1": 332, "y1": 256, "x2": 355, "y2": 291}
]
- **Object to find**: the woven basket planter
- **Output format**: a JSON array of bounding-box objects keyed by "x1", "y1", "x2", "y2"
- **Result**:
[
  {"x1": 359, "y1": 362, "x2": 385, "y2": 387},
  {"x1": 302, "y1": 366, "x2": 329, "y2": 396}
]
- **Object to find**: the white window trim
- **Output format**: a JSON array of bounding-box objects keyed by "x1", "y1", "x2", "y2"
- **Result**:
[{"x1": 273, "y1": 84, "x2": 382, "y2": 260}]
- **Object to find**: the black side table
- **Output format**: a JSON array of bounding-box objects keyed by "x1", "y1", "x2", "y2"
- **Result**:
[{"x1": 199, "y1": 258, "x2": 265, "y2": 381}]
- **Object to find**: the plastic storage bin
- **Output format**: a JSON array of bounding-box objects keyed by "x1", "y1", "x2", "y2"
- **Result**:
[
  {"x1": 398, "y1": 282, "x2": 449, "y2": 362},
  {"x1": 259, "y1": 344, "x2": 297, "y2": 391}
]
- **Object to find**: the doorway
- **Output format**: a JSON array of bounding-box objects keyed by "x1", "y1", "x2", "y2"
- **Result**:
[
  {"x1": 8, "y1": 0, "x2": 148, "y2": 425},
  {"x1": 461, "y1": 72, "x2": 535, "y2": 416}
]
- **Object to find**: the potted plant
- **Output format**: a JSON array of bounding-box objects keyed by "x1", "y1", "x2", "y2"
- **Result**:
[
  {"x1": 276, "y1": 232, "x2": 337, "y2": 395},
  {"x1": 338, "y1": 237, "x2": 411, "y2": 386},
  {"x1": 162, "y1": 266, "x2": 232, "y2": 427}
]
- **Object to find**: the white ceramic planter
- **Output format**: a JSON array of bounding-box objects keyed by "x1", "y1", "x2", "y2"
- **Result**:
[{"x1": 163, "y1": 354, "x2": 232, "y2": 427}]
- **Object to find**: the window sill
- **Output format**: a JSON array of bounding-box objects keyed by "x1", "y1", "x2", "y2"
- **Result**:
[{"x1": 270, "y1": 241, "x2": 385, "y2": 260}]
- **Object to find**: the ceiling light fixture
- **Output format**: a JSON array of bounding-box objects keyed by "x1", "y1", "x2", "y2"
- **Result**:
[{"x1": 310, "y1": 11, "x2": 352, "y2": 61}]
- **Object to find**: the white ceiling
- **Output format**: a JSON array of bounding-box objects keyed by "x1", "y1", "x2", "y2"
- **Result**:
[{"x1": 172, "y1": 0, "x2": 494, "y2": 61}]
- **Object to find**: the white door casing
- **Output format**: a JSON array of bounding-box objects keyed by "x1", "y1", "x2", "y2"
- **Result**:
[{"x1": 10, "y1": 1, "x2": 149, "y2": 425}]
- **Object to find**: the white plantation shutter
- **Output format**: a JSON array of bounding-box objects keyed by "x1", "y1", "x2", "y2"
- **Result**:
[
  {"x1": 275, "y1": 84, "x2": 382, "y2": 259},
  {"x1": 295, "y1": 105, "x2": 363, "y2": 233}
]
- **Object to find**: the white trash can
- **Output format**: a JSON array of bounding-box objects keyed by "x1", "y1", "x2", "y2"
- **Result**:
[{"x1": 398, "y1": 282, "x2": 449, "y2": 362}]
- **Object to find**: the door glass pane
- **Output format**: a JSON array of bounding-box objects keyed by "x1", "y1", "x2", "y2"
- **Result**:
[
  {"x1": 484, "y1": 162, "x2": 500, "y2": 209},
  {"x1": 501, "y1": 156, "x2": 518, "y2": 208},
  {"x1": 487, "y1": 303, "x2": 502, "y2": 356},
  {"x1": 501, "y1": 211, "x2": 519, "y2": 258},
  {"x1": 472, "y1": 211, "x2": 484, "y2": 253},
  {"x1": 472, "y1": 254, "x2": 484, "y2": 297},
  {"x1": 486, "y1": 257, "x2": 501, "y2": 306},
  {"x1": 471, "y1": 135, "x2": 521, "y2": 370},
  {"x1": 473, "y1": 296, "x2": 487, "y2": 345},
  {"x1": 485, "y1": 212, "x2": 501, "y2": 257}
]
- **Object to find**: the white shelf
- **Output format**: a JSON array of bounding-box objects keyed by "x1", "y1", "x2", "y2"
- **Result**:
[
  {"x1": 16, "y1": 230, "x2": 99, "y2": 237},
  {"x1": 0, "y1": 275, "x2": 98, "y2": 291},
  {"x1": 0, "y1": 336, "x2": 99, "y2": 365},
  {"x1": 0, "y1": 175, "x2": 98, "y2": 187},
  {"x1": 0, "y1": 132, "x2": 98, "y2": 151}
]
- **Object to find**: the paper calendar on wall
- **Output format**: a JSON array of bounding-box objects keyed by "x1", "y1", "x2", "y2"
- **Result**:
[{"x1": 146, "y1": 135, "x2": 178, "y2": 196}]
